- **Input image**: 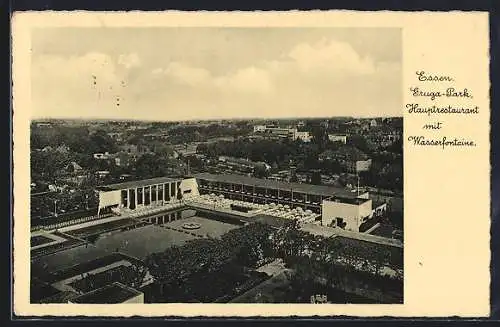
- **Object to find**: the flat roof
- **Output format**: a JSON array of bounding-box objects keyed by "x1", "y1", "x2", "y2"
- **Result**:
[
  {"x1": 329, "y1": 196, "x2": 371, "y2": 205},
  {"x1": 194, "y1": 173, "x2": 359, "y2": 198},
  {"x1": 71, "y1": 282, "x2": 142, "y2": 304},
  {"x1": 98, "y1": 176, "x2": 182, "y2": 191}
]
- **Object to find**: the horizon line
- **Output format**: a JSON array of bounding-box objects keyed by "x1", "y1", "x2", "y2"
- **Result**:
[{"x1": 31, "y1": 115, "x2": 404, "y2": 123}]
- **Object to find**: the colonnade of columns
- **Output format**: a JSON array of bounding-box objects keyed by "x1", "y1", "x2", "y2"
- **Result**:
[
  {"x1": 147, "y1": 211, "x2": 183, "y2": 225},
  {"x1": 122, "y1": 181, "x2": 181, "y2": 209}
]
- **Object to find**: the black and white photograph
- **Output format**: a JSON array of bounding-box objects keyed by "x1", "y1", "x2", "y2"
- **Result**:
[{"x1": 28, "y1": 26, "x2": 404, "y2": 305}]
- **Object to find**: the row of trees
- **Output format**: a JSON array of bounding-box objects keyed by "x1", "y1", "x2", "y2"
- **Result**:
[
  {"x1": 196, "y1": 135, "x2": 403, "y2": 191},
  {"x1": 31, "y1": 126, "x2": 119, "y2": 155},
  {"x1": 144, "y1": 222, "x2": 275, "y2": 299},
  {"x1": 72, "y1": 264, "x2": 147, "y2": 293},
  {"x1": 196, "y1": 138, "x2": 345, "y2": 172},
  {"x1": 144, "y1": 219, "x2": 403, "y2": 302}
]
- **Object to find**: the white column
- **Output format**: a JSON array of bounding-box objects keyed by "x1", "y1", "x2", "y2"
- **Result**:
[
  {"x1": 126, "y1": 189, "x2": 129, "y2": 209},
  {"x1": 149, "y1": 185, "x2": 152, "y2": 205},
  {"x1": 156, "y1": 184, "x2": 159, "y2": 202},
  {"x1": 142, "y1": 187, "x2": 145, "y2": 205},
  {"x1": 134, "y1": 188, "x2": 138, "y2": 208}
]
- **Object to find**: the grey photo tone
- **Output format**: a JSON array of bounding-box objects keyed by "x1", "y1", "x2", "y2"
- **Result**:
[{"x1": 30, "y1": 27, "x2": 403, "y2": 304}]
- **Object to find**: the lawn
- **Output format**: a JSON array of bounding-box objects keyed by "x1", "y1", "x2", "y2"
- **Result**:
[{"x1": 32, "y1": 216, "x2": 241, "y2": 282}]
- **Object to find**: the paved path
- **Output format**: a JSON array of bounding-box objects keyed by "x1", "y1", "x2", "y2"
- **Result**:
[{"x1": 301, "y1": 223, "x2": 403, "y2": 248}]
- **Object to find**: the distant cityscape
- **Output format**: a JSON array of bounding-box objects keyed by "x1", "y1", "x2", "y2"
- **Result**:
[{"x1": 30, "y1": 116, "x2": 403, "y2": 304}]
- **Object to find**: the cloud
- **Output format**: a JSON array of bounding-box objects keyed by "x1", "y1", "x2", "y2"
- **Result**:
[
  {"x1": 149, "y1": 38, "x2": 376, "y2": 96},
  {"x1": 287, "y1": 38, "x2": 376, "y2": 75},
  {"x1": 163, "y1": 62, "x2": 211, "y2": 86},
  {"x1": 31, "y1": 38, "x2": 401, "y2": 121},
  {"x1": 214, "y1": 66, "x2": 273, "y2": 94},
  {"x1": 117, "y1": 53, "x2": 141, "y2": 69},
  {"x1": 31, "y1": 52, "x2": 141, "y2": 118},
  {"x1": 153, "y1": 62, "x2": 273, "y2": 94}
]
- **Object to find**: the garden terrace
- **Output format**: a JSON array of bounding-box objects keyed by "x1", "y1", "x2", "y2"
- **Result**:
[
  {"x1": 70, "y1": 264, "x2": 142, "y2": 293},
  {"x1": 70, "y1": 282, "x2": 142, "y2": 304},
  {"x1": 46, "y1": 253, "x2": 143, "y2": 284},
  {"x1": 333, "y1": 236, "x2": 403, "y2": 269}
]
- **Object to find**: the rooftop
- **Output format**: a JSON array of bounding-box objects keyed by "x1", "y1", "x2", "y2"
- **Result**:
[
  {"x1": 329, "y1": 196, "x2": 371, "y2": 205},
  {"x1": 194, "y1": 173, "x2": 360, "y2": 199},
  {"x1": 98, "y1": 176, "x2": 182, "y2": 191},
  {"x1": 70, "y1": 282, "x2": 142, "y2": 304}
]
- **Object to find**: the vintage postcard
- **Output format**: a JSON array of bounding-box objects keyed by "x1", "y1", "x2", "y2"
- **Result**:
[{"x1": 12, "y1": 11, "x2": 490, "y2": 317}]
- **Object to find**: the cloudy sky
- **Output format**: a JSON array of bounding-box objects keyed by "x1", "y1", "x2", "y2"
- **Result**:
[{"x1": 31, "y1": 28, "x2": 402, "y2": 121}]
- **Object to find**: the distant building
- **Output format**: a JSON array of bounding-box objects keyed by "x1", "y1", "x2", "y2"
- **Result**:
[
  {"x1": 370, "y1": 119, "x2": 378, "y2": 128},
  {"x1": 114, "y1": 152, "x2": 136, "y2": 167},
  {"x1": 95, "y1": 170, "x2": 110, "y2": 179},
  {"x1": 174, "y1": 144, "x2": 197, "y2": 156},
  {"x1": 319, "y1": 146, "x2": 370, "y2": 173},
  {"x1": 253, "y1": 125, "x2": 267, "y2": 132},
  {"x1": 119, "y1": 174, "x2": 132, "y2": 181},
  {"x1": 217, "y1": 156, "x2": 271, "y2": 174},
  {"x1": 253, "y1": 125, "x2": 298, "y2": 140},
  {"x1": 93, "y1": 152, "x2": 111, "y2": 160},
  {"x1": 328, "y1": 134, "x2": 347, "y2": 144},
  {"x1": 295, "y1": 131, "x2": 312, "y2": 143},
  {"x1": 35, "y1": 122, "x2": 52, "y2": 128},
  {"x1": 120, "y1": 144, "x2": 150, "y2": 155}
]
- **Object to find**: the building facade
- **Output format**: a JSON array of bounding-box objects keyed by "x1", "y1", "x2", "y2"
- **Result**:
[
  {"x1": 328, "y1": 134, "x2": 348, "y2": 144},
  {"x1": 295, "y1": 131, "x2": 312, "y2": 142},
  {"x1": 322, "y1": 197, "x2": 373, "y2": 231},
  {"x1": 194, "y1": 173, "x2": 369, "y2": 216},
  {"x1": 96, "y1": 174, "x2": 377, "y2": 232},
  {"x1": 97, "y1": 176, "x2": 199, "y2": 214}
]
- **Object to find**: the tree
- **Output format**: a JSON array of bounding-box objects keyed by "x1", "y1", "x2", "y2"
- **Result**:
[
  {"x1": 310, "y1": 170, "x2": 322, "y2": 185},
  {"x1": 347, "y1": 135, "x2": 371, "y2": 154},
  {"x1": 135, "y1": 154, "x2": 171, "y2": 179},
  {"x1": 89, "y1": 130, "x2": 119, "y2": 153},
  {"x1": 253, "y1": 164, "x2": 270, "y2": 179}
]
